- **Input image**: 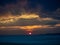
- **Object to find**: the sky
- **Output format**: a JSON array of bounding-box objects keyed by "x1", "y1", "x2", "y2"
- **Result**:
[{"x1": 0, "y1": 0, "x2": 60, "y2": 35}]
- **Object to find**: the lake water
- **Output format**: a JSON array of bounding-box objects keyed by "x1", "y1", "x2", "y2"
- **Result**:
[{"x1": 0, "y1": 34, "x2": 60, "y2": 45}]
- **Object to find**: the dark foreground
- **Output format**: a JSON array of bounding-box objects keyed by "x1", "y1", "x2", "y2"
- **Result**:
[{"x1": 0, "y1": 34, "x2": 60, "y2": 45}]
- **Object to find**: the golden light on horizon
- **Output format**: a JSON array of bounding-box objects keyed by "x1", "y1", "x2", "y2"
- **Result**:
[
  {"x1": 19, "y1": 25, "x2": 42, "y2": 31},
  {"x1": 0, "y1": 25, "x2": 41, "y2": 31},
  {"x1": 0, "y1": 25, "x2": 54, "y2": 31}
]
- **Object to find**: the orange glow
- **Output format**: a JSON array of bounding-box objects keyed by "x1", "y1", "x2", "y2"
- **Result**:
[
  {"x1": 0, "y1": 13, "x2": 55, "y2": 31},
  {"x1": 41, "y1": 18, "x2": 53, "y2": 20},
  {"x1": 0, "y1": 13, "x2": 55, "y2": 25},
  {"x1": 0, "y1": 13, "x2": 39, "y2": 24},
  {"x1": 20, "y1": 13, "x2": 39, "y2": 19},
  {"x1": 0, "y1": 25, "x2": 54, "y2": 31},
  {"x1": 19, "y1": 25, "x2": 42, "y2": 31},
  {"x1": 55, "y1": 24, "x2": 60, "y2": 26},
  {"x1": 37, "y1": 17, "x2": 54, "y2": 21},
  {"x1": 0, "y1": 25, "x2": 41, "y2": 31}
]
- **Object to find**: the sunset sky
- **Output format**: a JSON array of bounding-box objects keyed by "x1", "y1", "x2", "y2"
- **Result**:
[{"x1": 0, "y1": 0, "x2": 60, "y2": 35}]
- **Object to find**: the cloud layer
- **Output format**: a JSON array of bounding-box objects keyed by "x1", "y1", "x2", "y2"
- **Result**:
[{"x1": 0, "y1": 0, "x2": 60, "y2": 34}]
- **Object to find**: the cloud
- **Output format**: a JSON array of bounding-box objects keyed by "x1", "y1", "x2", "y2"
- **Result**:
[
  {"x1": 40, "y1": 8, "x2": 60, "y2": 20},
  {"x1": 0, "y1": 0, "x2": 60, "y2": 34},
  {"x1": 55, "y1": 24, "x2": 60, "y2": 27},
  {"x1": 0, "y1": 13, "x2": 60, "y2": 26},
  {"x1": 0, "y1": 25, "x2": 60, "y2": 34},
  {"x1": 0, "y1": 0, "x2": 60, "y2": 21},
  {"x1": 0, "y1": 13, "x2": 60, "y2": 33}
]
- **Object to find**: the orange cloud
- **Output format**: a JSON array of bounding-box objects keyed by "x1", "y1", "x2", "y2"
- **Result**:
[
  {"x1": 0, "y1": 13, "x2": 59, "y2": 27},
  {"x1": 0, "y1": 13, "x2": 39, "y2": 24},
  {"x1": 0, "y1": 25, "x2": 54, "y2": 31},
  {"x1": 55, "y1": 24, "x2": 60, "y2": 26}
]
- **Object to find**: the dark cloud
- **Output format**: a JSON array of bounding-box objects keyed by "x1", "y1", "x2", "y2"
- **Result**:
[
  {"x1": 33, "y1": 26, "x2": 60, "y2": 34},
  {"x1": 0, "y1": 0, "x2": 60, "y2": 18},
  {"x1": 0, "y1": 29, "x2": 26, "y2": 35},
  {"x1": 40, "y1": 8, "x2": 60, "y2": 20}
]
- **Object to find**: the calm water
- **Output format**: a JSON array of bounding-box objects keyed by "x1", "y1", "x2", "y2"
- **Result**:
[{"x1": 0, "y1": 35, "x2": 60, "y2": 45}]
